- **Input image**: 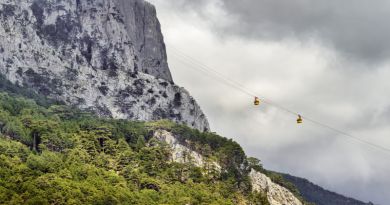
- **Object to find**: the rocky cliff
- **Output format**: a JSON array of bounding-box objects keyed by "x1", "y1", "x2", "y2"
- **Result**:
[
  {"x1": 0, "y1": 0, "x2": 209, "y2": 131},
  {"x1": 153, "y1": 129, "x2": 304, "y2": 205},
  {"x1": 153, "y1": 129, "x2": 221, "y2": 171},
  {"x1": 114, "y1": 0, "x2": 172, "y2": 81},
  {"x1": 250, "y1": 170, "x2": 303, "y2": 205}
]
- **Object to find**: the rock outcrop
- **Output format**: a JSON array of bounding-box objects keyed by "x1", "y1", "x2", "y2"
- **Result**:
[
  {"x1": 114, "y1": 0, "x2": 172, "y2": 81},
  {"x1": 153, "y1": 129, "x2": 221, "y2": 171},
  {"x1": 250, "y1": 169, "x2": 303, "y2": 205},
  {"x1": 154, "y1": 129, "x2": 303, "y2": 205},
  {"x1": 0, "y1": 0, "x2": 209, "y2": 131}
]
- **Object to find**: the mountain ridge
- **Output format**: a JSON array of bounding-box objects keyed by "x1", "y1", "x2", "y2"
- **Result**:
[{"x1": 281, "y1": 173, "x2": 374, "y2": 205}]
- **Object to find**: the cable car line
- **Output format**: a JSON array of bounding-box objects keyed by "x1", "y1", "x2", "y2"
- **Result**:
[
  {"x1": 302, "y1": 116, "x2": 390, "y2": 153},
  {"x1": 168, "y1": 45, "x2": 390, "y2": 155},
  {"x1": 170, "y1": 47, "x2": 257, "y2": 97},
  {"x1": 170, "y1": 46, "x2": 301, "y2": 116}
]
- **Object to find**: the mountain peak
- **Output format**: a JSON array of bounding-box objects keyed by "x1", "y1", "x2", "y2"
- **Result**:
[
  {"x1": 0, "y1": 0, "x2": 209, "y2": 131},
  {"x1": 114, "y1": 0, "x2": 172, "y2": 82}
]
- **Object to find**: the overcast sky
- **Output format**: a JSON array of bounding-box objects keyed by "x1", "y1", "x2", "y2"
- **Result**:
[{"x1": 148, "y1": 0, "x2": 390, "y2": 204}]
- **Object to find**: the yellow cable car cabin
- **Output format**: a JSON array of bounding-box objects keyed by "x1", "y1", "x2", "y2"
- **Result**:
[
  {"x1": 297, "y1": 115, "x2": 303, "y2": 124},
  {"x1": 254, "y1": 97, "x2": 260, "y2": 106}
]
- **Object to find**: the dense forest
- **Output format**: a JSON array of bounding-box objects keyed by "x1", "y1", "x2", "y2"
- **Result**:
[
  {"x1": 0, "y1": 77, "x2": 311, "y2": 204},
  {"x1": 0, "y1": 89, "x2": 272, "y2": 204}
]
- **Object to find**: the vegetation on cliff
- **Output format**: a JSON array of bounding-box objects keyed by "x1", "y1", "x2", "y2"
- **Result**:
[{"x1": 0, "y1": 90, "x2": 272, "y2": 204}]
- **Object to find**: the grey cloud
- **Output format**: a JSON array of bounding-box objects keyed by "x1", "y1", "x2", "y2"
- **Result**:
[
  {"x1": 172, "y1": 0, "x2": 390, "y2": 62},
  {"x1": 260, "y1": 138, "x2": 390, "y2": 204},
  {"x1": 148, "y1": 0, "x2": 390, "y2": 203}
]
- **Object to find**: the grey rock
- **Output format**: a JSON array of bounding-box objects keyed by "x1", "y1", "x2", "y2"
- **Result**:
[
  {"x1": 153, "y1": 129, "x2": 221, "y2": 171},
  {"x1": 153, "y1": 129, "x2": 304, "y2": 205},
  {"x1": 0, "y1": 0, "x2": 209, "y2": 131},
  {"x1": 114, "y1": 0, "x2": 172, "y2": 82},
  {"x1": 250, "y1": 169, "x2": 303, "y2": 205}
]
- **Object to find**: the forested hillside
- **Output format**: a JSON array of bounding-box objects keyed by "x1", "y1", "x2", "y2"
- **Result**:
[{"x1": 0, "y1": 91, "x2": 273, "y2": 204}]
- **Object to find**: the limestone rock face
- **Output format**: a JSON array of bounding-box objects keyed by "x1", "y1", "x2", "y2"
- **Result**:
[
  {"x1": 154, "y1": 129, "x2": 303, "y2": 205},
  {"x1": 114, "y1": 0, "x2": 172, "y2": 81},
  {"x1": 153, "y1": 129, "x2": 221, "y2": 171},
  {"x1": 250, "y1": 169, "x2": 303, "y2": 205},
  {"x1": 0, "y1": 0, "x2": 209, "y2": 131}
]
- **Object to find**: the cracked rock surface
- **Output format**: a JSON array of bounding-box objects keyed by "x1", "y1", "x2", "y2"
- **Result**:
[
  {"x1": 250, "y1": 169, "x2": 303, "y2": 205},
  {"x1": 153, "y1": 129, "x2": 221, "y2": 171},
  {"x1": 0, "y1": 0, "x2": 209, "y2": 131}
]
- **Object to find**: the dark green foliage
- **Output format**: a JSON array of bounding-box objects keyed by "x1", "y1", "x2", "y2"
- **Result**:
[
  {"x1": 0, "y1": 92, "x2": 270, "y2": 204},
  {"x1": 281, "y1": 174, "x2": 373, "y2": 205},
  {"x1": 0, "y1": 74, "x2": 63, "y2": 107}
]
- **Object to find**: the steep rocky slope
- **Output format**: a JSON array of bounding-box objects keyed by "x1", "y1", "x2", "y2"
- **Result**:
[
  {"x1": 154, "y1": 128, "x2": 304, "y2": 205},
  {"x1": 0, "y1": 0, "x2": 209, "y2": 131},
  {"x1": 153, "y1": 127, "x2": 375, "y2": 205},
  {"x1": 114, "y1": 0, "x2": 172, "y2": 81},
  {"x1": 153, "y1": 129, "x2": 221, "y2": 171},
  {"x1": 250, "y1": 171, "x2": 303, "y2": 205}
]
